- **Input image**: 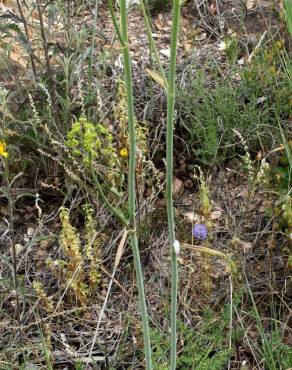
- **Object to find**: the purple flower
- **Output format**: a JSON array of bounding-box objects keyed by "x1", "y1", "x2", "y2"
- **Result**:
[{"x1": 193, "y1": 224, "x2": 208, "y2": 241}]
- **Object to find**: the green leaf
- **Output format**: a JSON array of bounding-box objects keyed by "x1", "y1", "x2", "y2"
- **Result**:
[
  {"x1": 274, "y1": 166, "x2": 289, "y2": 179},
  {"x1": 110, "y1": 186, "x2": 123, "y2": 199}
]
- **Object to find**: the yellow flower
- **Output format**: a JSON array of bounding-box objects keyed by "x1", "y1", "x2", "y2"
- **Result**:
[
  {"x1": 0, "y1": 141, "x2": 8, "y2": 158},
  {"x1": 119, "y1": 147, "x2": 128, "y2": 158}
]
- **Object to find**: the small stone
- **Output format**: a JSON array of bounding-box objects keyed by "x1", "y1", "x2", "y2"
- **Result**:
[
  {"x1": 210, "y1": 209, "x2": 222, "y2": 220},
  {"x1": 160, "y1": 48, "x2": 171, "y2": 58},
  {"x1": 27, "y1": 227, "x2": 35, "y2": 237},
  {"x1": 173, "y1": 176, "x2": 184, "y2": 198}
]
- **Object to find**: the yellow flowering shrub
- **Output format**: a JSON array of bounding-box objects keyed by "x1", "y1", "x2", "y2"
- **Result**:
[
  {"x1": 66, "y1": 116, "x2": 120, "y2": 183},
  {"x1": 32, "y1": 281, "x2": 54, "y2": 313},
  {"x1": 46, "y1": 206, "x2": 102, "y2": 306},
  {"x1": 83, "y1": 204, "x2": 102, "y2": 294}
]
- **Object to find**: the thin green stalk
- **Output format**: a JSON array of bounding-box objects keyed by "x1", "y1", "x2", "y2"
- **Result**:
[
  {"x1": 284, "y1": 0, "x2": 292, "y2": 38},
  {"x1": 108, "y1": 0, "x2": 126, "y2": 46},
  {"x1": 91, "y1": 170, "x2": 128, "y2": 226},
  {"x1": 1, "y1": 92, "x2": 22, "y2": 340},
  {"x1": 108, "y1": 0, "x2": 152, "y2": 368},
  {"x1": 36, "y1": 317, "x2": 53, "y2": 370},
  {"x1": 2, "y1": 160, "x2": 22, "y2": 341},
  {"x1": 139, "y1": 0, "x2": 168, "y2": 89},
  {"x1": 243, "y1": 269, "x2": 277, "y2": 370},
  {"x1": 277, "y1": 115, "x2": 291, "y2": 189},
  {"x1": 166, "y1": 0, "x2": 181, "y2": 368},
  {"x1": 88, "y1": 0, "x2": 99, "y2": 90}
]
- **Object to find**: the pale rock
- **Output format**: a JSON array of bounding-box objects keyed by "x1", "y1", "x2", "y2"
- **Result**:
[{"x1": 173, "y1": 176, "x2": 184, "y2": 198}]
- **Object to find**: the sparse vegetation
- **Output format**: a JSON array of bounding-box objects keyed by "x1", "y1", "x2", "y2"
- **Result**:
[{"x1": 0, "y1": 0, "x2": 291, "y2": 369}]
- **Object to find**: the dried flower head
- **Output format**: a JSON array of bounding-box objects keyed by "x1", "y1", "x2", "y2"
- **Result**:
[{"x1": 193, "y1": 224, "x2": 208, "y2": 241}]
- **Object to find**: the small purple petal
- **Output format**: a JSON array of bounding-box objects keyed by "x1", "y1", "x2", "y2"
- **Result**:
[{"x1": 193, "y1": 224, "x2": 208, "y2": 240}]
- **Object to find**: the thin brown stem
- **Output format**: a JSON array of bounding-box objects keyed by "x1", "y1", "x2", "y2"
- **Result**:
[
  {"x1": 16, "y1": 0, "x2": 37, "y2": 78},
  {"x1": 36, "y1": 0, "x2": 60, "y2": 126}
]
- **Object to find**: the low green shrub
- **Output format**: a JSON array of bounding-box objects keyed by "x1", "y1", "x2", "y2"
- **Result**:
[
  {"x1": 150, "y1": 307, "x2": 232, "y2": 369},
  {"x1": 146, "y1": 0, "x2": 171, "y2": 14},
  {"x1": 177, "y1": 44, "x2": 291, "y2": 164}
]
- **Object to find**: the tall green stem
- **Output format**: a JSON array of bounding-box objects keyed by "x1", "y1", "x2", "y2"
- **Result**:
[
  {"x1": 109, "y1": 0, "x2": 152, "y2": 368},
  {"x1": 88, "y1": 0, "x2": 99, "y2": 92},
  {"x1": 139, "y1": 0, "x2": 168, "y2": 89},
  {"x1": 166, "y1": 0, "x2": 181, "y2": 368}
]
